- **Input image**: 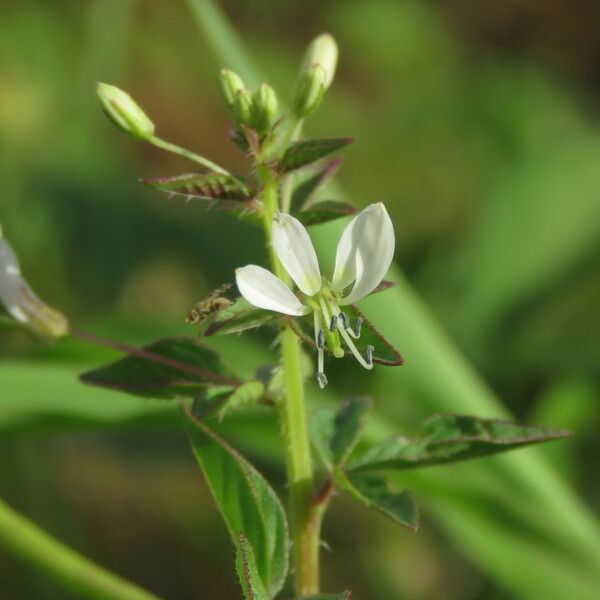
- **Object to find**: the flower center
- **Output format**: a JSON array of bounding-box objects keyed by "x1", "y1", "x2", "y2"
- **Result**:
[{"x1": 309, "y1": 281, "x2": 373, "y2": 389}]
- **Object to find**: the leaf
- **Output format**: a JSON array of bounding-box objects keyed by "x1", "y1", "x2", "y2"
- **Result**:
[
  {"x1": 236, "y1": 533, "x2": 269, "y2": 600},
  {"x1": 203, "y1": 297, "x2": 278, "y2": 336},
  {"x1": 310, "y1": 398, "x2": 372, "y2": 470},
  {"x1": 184, "y1": 410, "x2": 289, "y2": 596},
  {"x1": 291, "y1": 159, "x2": 343, "y2": 211},
  {"x1": 217, "y1": 380, "x2": 265, "y2": 420},
  {"x1": 349, "y1": 414, "x2": 571, "y2": 473},
  {"x1": 80, "y1": 336, "x2": 239, "y2": 399},
  {"x1": 142, "y1": 172, "x2": 250, "y2": 199},
  {"x1": 141, "y1": 172, "x2": 261, "y2": 217},
  {"x1": 337, "y1": 470, "x2": 419, "y2": 531},
  {"x1": 290, "y1": 305, "x2": 403, "y2": 366},
  {"x1": 296, "y1": 201, "x2": 357, "y2": 227},
  {"x1": 279, "y1": 138, "x2": 353, "y2": 174}
]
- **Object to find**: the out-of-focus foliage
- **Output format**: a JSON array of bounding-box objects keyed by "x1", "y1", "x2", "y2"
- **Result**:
[{"x1": 1, "y1": 0, "x2": 599, "y2": 598}]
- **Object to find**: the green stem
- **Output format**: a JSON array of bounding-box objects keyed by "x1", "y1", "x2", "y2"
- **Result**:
[
  {"x1": 149, "y1": 135, "x2": 230, "y2": 175},
  {"x1": 259, "y1": 169, "x2": 319, "y2": 596},
  {"x1": 0, "y1": 496, "x2": 161, "y2": 600}
]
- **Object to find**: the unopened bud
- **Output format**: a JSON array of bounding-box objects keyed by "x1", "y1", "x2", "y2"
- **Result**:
[
  {"x1": 293, "y1": 64, "x2": 327, "y2": 118},
  {"x1": 96, "y1": 83, "x2": 155, "y2": 140},
  {"x1": 219, "y1": 69, "x2": 246, "y2": 109},
  {"x1": 0, "y1": 233, "x2": 69, "y2": 339},
  {"x1": 233, "y1": 88, "x2": 253, "y2": 126},
  {"x1": 252, "y1": 83, "x2": 278, "y2": 133},
  {"x1": 299, "y1": 33, "x2": 338, "y2": 90}
]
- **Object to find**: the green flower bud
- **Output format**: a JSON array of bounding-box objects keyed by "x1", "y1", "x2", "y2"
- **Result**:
[
  {"x1": 233, "y1": 88, "x2": 254, "y2": 126},
  {"x1": 96, "y1": 82, "x2": 155, "y2": 140},
  {"x1": 219, "y1": 68, "x2": 246, "y2": 109},
  {"x1": 299, "y1": 33, "x2": 338, "y2": 90},
  {"x1": 292, "y1": 64, "x2": 327, "y2": 118},
  {"x1": 252, "y1": 83, "x2": 278, "y2": 133}
]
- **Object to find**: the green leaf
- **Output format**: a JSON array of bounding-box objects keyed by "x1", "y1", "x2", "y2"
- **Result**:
[
  {"x1": 80, "y1": 336, "x2": 239, "y2": 399},
  {"x1": 201, "y1": 297, "x2": 278, "y2": 336},
  {"x1": 141, "y1": 172, "x2": 261, "y2": 218},
  {"x1": 290, "y1": 158, "x2": 343, "y2": 211},
  {"x1": 184, "y1": 410, "x2": 289, "y2": 596},
  {"x1": 290, "y1": 305, "x2": 403, "y2": 366},
  {"x1": 310, "y1": 398, "x2": 372, "y2": 470},
  {"x1": 217, "y1": 380, "x2": 265, "y2": 420},
  {"x1": 295, "y1": 200, "x2": 356, "y2": 227},
  {"x1": 279, "y1": 138, "x2": 353, "y2": 174},
  {"x1": 337, "y1": 470, "x2": 419, "y2": 531},
  {"x1": 142, "y1": 172, "x2": 251, "y2": 199},
  {"x1": 236, "y1": 533, "x2": 269, "y2": 600},
  {"x1": 349, "y1": 414, "x2": 571, "y2": 473}
]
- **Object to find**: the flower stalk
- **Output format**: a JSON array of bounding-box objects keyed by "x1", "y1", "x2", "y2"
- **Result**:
[{"x1": 259, "y1": 172, "x2": 319, "y2": 596}]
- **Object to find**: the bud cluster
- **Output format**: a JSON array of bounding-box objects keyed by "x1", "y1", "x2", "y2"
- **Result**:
[{"x1": 219, "y1": 70, "x2": 278, "y2": 136}]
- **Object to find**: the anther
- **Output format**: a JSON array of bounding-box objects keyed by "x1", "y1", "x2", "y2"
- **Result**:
[
  {"x1": 364, "y1": 344, "x2": 374, "y2": 366},
  {"x1": 316, "y1": 372, "x2": 328, "y2": 388},
  {"x1": 329, "y1": 315, "x2": 338, "y2": 332},
  {"x1": 317, "y1": 329, "x2": 325, "y2": 349},
  {"x1": 353, "y1": 317, "x2": 363, "y2": 338},
  {"x1": 338, "y1": 312, "x2": 349, "y2": 329}
]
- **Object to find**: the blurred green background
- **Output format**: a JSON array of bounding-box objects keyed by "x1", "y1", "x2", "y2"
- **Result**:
[{"x1": 1, "y1": 0, "x2": 599, "y2": 598}]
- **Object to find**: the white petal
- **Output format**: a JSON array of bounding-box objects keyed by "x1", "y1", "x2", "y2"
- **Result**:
[
  {"x1": 336, "y1": 203, "x2": 395, "y2": 305},
  {"x1": 235, "y1": 265, "x2": 310, "y2": 316},
  {"x1": 272, "y1": 213, "x2": 321, "y2": 296},
  {"x1": 0, "y1": 238, "x2": 28, "y2": 323}
]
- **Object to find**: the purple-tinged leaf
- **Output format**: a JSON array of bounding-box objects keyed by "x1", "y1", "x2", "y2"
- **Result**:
[
  {"x1": 348, "y1": 414, "x2": 571, "y2": 473},
  {"x1": 336, "y1": 470, "x2": 419, "y2": 531},
  {"x1": 291, "y1": 158, "x2": 343, "y2": 211},
  {"x1": 141, "y1": 172, "x2": 260, "y2": 214},
  {"x1": 80, "y1": 336, "x2": 239, "y2": 399},
  {"x1": 295, "y1": 200, "x2": 356, "y2": 227},
  {"x1": 279, "y1": 138, "x2": 353, "y2": 174}
]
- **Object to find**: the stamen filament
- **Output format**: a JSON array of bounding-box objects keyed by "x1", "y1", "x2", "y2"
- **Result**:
[
  {"x1": 327, "y1": 299, "x2": 372, "y2": 370},
  {"x1": 313, "y1": 310, "x2": 326, "y2": 387}
]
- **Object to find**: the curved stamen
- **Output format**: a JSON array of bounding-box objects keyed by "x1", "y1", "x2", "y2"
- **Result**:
[
  {"x1": 329, "y1": 315, "x2": 338, "y2": 332},
  {"x1": 364, "y1": 344, "x2": 374, "y2": 366},
  {"x1": 352, "y1": 317, "x2": 363, "y2": 339},
  {"x1": 338, "y1": 311, "x2": 349, "y2": 329},
  {"x1": 327, "y1": 299, "x2": 372, "y2": 370}
]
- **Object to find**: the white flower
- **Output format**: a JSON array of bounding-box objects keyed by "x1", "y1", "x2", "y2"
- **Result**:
[
  {"x1": 235, "y1": 202, "x2": 395, "y2": 387},
  {"x1": 0, "y1": 231, "x2": 69, "y2": 338}
]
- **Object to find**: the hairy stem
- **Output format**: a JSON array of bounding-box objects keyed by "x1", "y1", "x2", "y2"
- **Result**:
[
  {"x1": 260, "y1": 169, "x2": 319, "y2": 596},
  {"x1": 0, "y1": 496, "x2": 161, "y2": 600}
]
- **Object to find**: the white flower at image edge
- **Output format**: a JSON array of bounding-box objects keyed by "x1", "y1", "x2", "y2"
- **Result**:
[
  {"x1": 0, "y1": 231, "x2": 69, "y2": 338},
  {"x1": 235, "y1": 202, "x2": 395, "y2": 388}
]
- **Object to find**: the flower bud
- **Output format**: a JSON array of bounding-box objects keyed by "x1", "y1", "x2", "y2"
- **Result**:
[
  {"x1": 252, "y1": 83, "x2": 278, "y2": 133},
  {"x1": 0, "y1": 232, "x2": 69, "y2": 339},
  {"x1": 233, "y1": 88, "x2": 254, "y2": 126},
  {"x1": 219, "y1": 68, "x2": 246, "y2": 109},
  {"x1": 299, "y1": 33, "x2": 338, "y2": 90},
  {"x1": 292, "y1": 64, "x2": 327, "y2": 118},
  {"x1": 96, "y1": 82, "x2": 155, "y2": 140}
]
